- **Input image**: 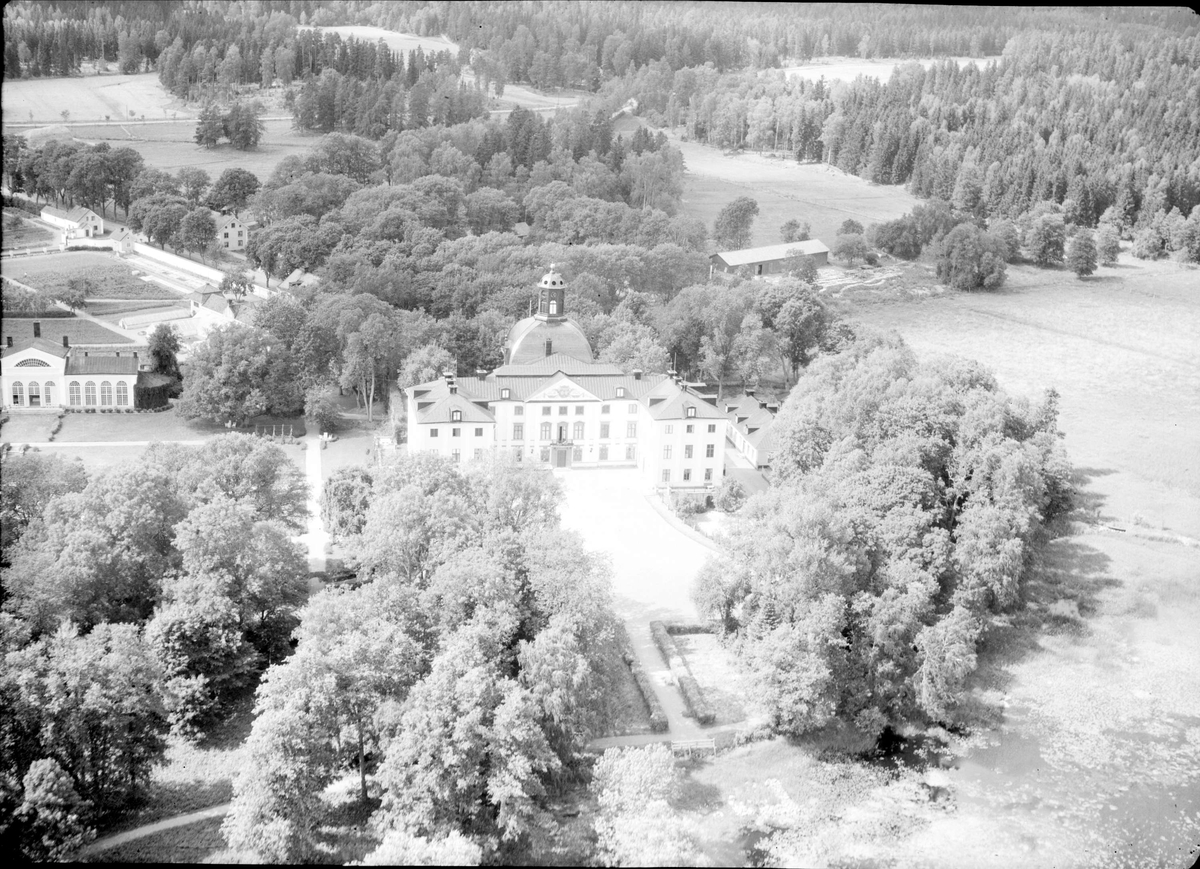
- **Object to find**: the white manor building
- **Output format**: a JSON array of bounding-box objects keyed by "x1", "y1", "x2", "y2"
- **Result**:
[{"x1": 404, "y1": 269, "x2": 730, "y2": 490}]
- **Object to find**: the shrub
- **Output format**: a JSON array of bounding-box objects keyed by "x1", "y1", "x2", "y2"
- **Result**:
[
  {"x1": 715, "y1": 478, "x2": 746, "y2": 512},
  {"x1": 670, "y1": 490, "x2": 707, "y2": 518},
  {"x1": 664, "y1": 622, "x2": 717, "y2": 635},
  {"x1": 623, "y1": 651, "x2": 668, "y2": 733}
]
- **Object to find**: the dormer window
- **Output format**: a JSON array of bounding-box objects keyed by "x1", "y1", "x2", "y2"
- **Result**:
[
  {"x1": 501, "y1": 388, "x2": 510, "y2": 399},
  {"x1": 616, "y1": 387, "x2": 626, "y2": 398},
  {"x1": 452, "y1": 410, "x2": 462, "y2": 422},
  {"x1": 686, "y1": 406, "x2": 696, "y2": 418}
]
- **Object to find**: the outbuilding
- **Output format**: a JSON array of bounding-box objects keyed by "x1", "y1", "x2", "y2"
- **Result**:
[{"x1": 710, "y1": 239, "x2": 829, "y2": 278}]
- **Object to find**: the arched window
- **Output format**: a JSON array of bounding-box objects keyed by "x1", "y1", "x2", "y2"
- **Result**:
[
  {"x1": 573, "y1": 421, "x2": 584, "y2": 440},
  {"x1": 27, "y1": 381, "x2": 41, "y2": 407},
  {"x1": 84, "y1": 381, "x2": 96, "y2": 405},
  {"x1": 540, "y1": 422, "x2": 552, "y2": 440},
  {"x1": 115, "y1": 381, "x2": 128, "y2": 406},
  {"x1": 11, "y1": 381, "x2": 23, "y2": 406},
  {"x1": 44, "y1": 382, "x2": 54, "y2": 406},
  {"x1": 549, "y1": 299, "x2": 558, "y2": 314},
  {"x1": 100, "y1": 381, "x2": 113, "y2": 405},
  {"x1": 69, "y1": 381, "x2": 81, "y2": 406}
]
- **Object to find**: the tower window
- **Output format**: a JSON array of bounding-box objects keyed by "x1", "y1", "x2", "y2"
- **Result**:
[{"x1": 549, "y1": 299, "x2": 558, "y2": 314}]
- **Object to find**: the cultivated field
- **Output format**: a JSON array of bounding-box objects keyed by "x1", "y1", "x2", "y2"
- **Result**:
[
  {"x1": 1, "y1": 209, "x2": 56, "y2": 249},
  {"x1": 1, "y1": 251, "x2": 180, "y2": 300},
  {"x1": 1, "y1": 71, "x2": 185, "y2": 125},
  {"x1": 672, "y1": 135, "x2": 922, "y2": 248},
  {"x1": 781, "y1": 55, "x2": 989, "y2": 84}
]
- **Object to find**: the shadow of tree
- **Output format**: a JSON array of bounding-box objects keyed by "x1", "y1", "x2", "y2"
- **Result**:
[
  {"x1": 966, "y1": 535, "x2": 1119, "y2": 712},
  {"x1": 1069, "y1": 466, "x2": 1116, "y2": 525}
]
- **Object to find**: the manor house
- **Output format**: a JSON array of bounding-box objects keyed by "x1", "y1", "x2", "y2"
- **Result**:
[{"x1": 404, "y1": 269, "x2": 729, "y2": 490}]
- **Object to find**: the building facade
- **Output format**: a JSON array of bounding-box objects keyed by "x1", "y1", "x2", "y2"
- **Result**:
[
  {"x1": 405, "y1": 269, "x2": 729, "y2": 489},
  {"x1": 40, "y1": 205, "x2": 103, "y2": 239},
  {"x1": 2, "y1": 335, "x2": 142, "y2": 412},
  {"x1": 215, "y1": 212, "x2": 248, "y2": 251}
]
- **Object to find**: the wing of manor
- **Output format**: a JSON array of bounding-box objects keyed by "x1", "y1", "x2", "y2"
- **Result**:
[{"x1": 405, "y1": 268, "x2": 758, "y2": 490}]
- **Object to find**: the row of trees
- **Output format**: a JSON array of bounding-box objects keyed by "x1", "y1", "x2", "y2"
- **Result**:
[
  {"x1": 0, "y1": 435, "x2": 311, "y2": 858},
  {"x1": 694, "y1": 332, "x2": 1073, "y2": 738},
  {"x1": 223, "y1": 452, "x2": 624, "y2": 862}
]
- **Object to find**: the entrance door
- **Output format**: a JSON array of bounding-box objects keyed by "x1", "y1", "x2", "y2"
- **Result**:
[
  {"x1": 554, "y1": 447, "x2": 569, "y2": 468},
  {"x1": 28, "y1": 382, "x2": 41, "y2": 407}
]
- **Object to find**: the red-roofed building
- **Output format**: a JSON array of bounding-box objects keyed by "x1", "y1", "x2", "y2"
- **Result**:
[{"x1": 404, "y1": 269, "x2": 730, "y2": 490}]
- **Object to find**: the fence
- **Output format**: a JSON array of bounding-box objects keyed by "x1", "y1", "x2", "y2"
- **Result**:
[
  {"x1": 670, "y1": 738, "x2": 716, "y2": 758},
  {"x1": 254, "y1": 424, "x2": 293, "y2": 438}
]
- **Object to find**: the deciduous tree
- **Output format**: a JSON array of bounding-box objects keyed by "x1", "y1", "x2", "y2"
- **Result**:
[
  {"x1": 713, "y1": 196, "x2": 759, "y2": 250},
  {"x1": 178, "y1": 324, "x2": 304, "y2": 425}
]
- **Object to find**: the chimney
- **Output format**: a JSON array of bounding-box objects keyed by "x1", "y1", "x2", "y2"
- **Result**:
[
  {"x1": 115, "y1": 351, "x2": 120, "y2": 357},
  {"x1": 33, "y1": 321, "x2": 41, "y2": 338},
  {"x1": 62, "y1": 335, "x2": 69, "y2": 348},
  {"x1": 5, "y1": 336, "x2": 11, "y2": 348},
  {"x1": 758, "y1": 399, "x2": 767, "y2": 409},
  {"x1": 544, "y1": 339, "x2": 553, "y2": 357},
  {"x1": 83, "y1": 351, "x2": 89, "y2": 357},
  {"x1": 449, "y1": 384, "x2": 457, "y2": 395},
  {"x1": 475, "y1": 368, "x2": 487, "y2": 377},
  {"x1": 632, "y1": 369, "x2": 643, "y2": 381}
]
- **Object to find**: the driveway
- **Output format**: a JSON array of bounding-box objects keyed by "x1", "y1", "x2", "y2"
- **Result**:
[{"x1": 557, "y1": 467, "x2": 718, "y2": 739}]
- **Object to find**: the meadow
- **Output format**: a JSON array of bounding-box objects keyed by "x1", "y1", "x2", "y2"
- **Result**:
[
  {"x1": 1, "y1": 70, "x2": 182, "y2": 125},
  {"x1": 780, "y1": 55, "x2": 989, "y2": 85},
  {"x1": 672, "y1": 135, "x2": 922, "y2": 248},
  {"x1": 67, "y1": 117, "x2": 313, "y2": 180}
]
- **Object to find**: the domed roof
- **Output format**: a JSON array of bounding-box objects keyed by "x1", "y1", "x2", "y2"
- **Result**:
[
  {"x1": 504, "y1": 266, "x2": 593, "y2": 365},
  {"x1": 506, "y1": 316, "x2": 594, "y2": 365},
  {"x1": 539, "y1": 269, "x2": 566, "y2": 290}
]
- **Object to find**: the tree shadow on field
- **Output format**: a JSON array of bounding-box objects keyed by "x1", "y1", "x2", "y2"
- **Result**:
[
  {"x1": 967, "y1": 535, "x2": 1118, "y2": 711},
  {"x1": 1069, "y1": 466, "x2": 1116, "y2": 526}
]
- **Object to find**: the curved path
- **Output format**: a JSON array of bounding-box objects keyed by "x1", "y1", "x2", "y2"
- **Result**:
[{"x1": 83, "y1": 804, "x2": 230, "y2": 856}]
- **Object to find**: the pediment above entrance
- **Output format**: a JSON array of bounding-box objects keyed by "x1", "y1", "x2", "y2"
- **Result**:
[{"x1": 524, "y1": 376, "x2": 602, "y2": 404}]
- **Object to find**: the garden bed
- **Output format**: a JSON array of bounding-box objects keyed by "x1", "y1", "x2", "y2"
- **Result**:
[{"x1": 651, "y1": 620, "x2": 716, "y2": 725}]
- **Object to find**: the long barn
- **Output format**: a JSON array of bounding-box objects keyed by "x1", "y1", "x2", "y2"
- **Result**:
[{"x1": 710, "y1": 239, "x2": 829, "y2": 277}]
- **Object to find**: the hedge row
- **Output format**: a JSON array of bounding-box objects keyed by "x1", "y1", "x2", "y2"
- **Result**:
[
  {"x1": 621, "y1": 649, "x2": 668, "y2": 733},
  {"x1": 3, "y1": 194, "x2": 44, "y2": 216},
  {"x1": 649, "y1": 620, "x2": 716, "y2": 725},
  {"x1": 664, "y1": 621, "x2": 718, "y2": 635}
]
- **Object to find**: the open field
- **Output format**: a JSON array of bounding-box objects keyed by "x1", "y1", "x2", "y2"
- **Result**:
[
  {"x1": 846, "y1": 257, "x2": 1200, "y2": 537},
  {"x1": 1, "y1": 71, "x2": 185, "y2": 125},
  {"x1": 781, "y1": 55, "x2": 989, "y2": 85},
  {"x1": 64, "y1": 117, "x2": 311, "y2": 180},
  {"x1": 297, "y1": 24, "x2": 460, "y2": 56},
  {"x1": 671, "y1": 135, "x2": 922, "y2": 248}
]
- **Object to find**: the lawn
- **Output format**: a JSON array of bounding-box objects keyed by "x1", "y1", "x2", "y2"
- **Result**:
[
  {"x1": 92, "y1": 816, "x2": 227, "y2": 864},
  {"x1": 296, "y1": 24, "x2": 460, "y2": 56},
  {"x1": 86, "y1": 301, "x2": 187, "y2": 322},
  {"x1": 672, "y1": 136, "x2": 921, "y2": 249},
  {"x1": 673, "y1": 632, "x2": 760, "y2": 728}
]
